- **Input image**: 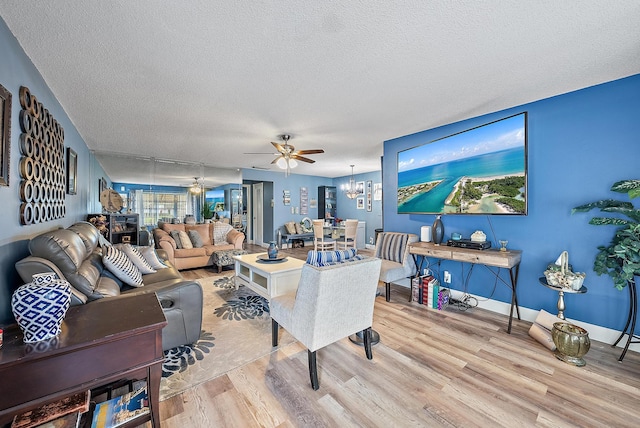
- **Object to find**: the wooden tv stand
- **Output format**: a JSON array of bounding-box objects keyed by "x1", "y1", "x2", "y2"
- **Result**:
[
  {"x1": 0, "y1": 293, "x2": 167, "y2": 427},
  {"x1": 409, "y1": 241, "x2": 522, "y2": 333}
]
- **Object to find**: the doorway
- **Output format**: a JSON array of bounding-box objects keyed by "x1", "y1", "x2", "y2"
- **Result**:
[
  {"x1": 252, "y1": 183, "x2": 264, "y2": 246},
  {"x1": 242, "y1": 184, "x2": 251, "y2": 242}
]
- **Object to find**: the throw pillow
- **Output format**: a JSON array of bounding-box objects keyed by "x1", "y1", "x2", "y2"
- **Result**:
[
  {"x1": 285, "y1": 221, "x2": 297, "y2": 234},
  {"x1": 306, "y1": 248, "x2": 359, "y2": 266},
  {"x1": 169, "y1": 230, "x2": 183, "y2": 249},
  {"x1": 120, "y1": 244, "x2": 156, "y2": 274},
  {"x1": 213, "y1": 222, "x2": 233, "y2": 244},
  {"x1": 294, "y1": 222, "x2": 303, "y2": 234},
  {"x1": 188, "y1": 229, "x2": 204, "y2": 248},
  {"x1": 178, "y1": 230, "x2": 193, "y2": 249},
  {"x1": 102, "y1": 246, "x2": 143, "y2": 287},
  {"x1": 139, "y1": 246, "x2": 167, "y2": 269},
  {"x1": 376, "y1": 233, "x2": 407, "y2": 264}
]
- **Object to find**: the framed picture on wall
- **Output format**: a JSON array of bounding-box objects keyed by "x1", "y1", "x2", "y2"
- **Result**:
[
  {"x1": 374, "y1": 183, "x2": 382, "y2": 201},
  {"x1": 366, "y1": 180, "x2": 372, "y2": 212},
  {"x1": 357, "y1": 197, "x2": 364, "y2": 210},
  {"x1": 99, "y1": 177, "x2": 107, "y2": 196},
  {"x1": 0, "y1": 83, "x2": 11, "y2": 187},
  {"x1": 66, "y1": 148, "x2": 77, "y2": 195}
]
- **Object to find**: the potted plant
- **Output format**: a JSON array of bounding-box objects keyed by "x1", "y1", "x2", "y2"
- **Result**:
[
  {"x1": 201, "y1": 202, "x2": 214, "y2": 222},
  {"x1": 572, "y1": 179, "x2": 640, "y2": 290}
]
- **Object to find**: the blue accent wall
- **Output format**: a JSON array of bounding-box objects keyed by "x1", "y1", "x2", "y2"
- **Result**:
[
  {"x1": 0, "y1": 17, "x2": 109, "y2": 324},
  {"x1": 382, "y1": 74, "x2": 640, "y2": 331}
]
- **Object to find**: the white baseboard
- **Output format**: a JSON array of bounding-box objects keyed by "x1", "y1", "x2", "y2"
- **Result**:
[
  {"x1": 365, "y1": 244, "x2": 376, "y2": 250},
  {"x1": 461, "y1": 291, "x2": 640, "y2": 354},
  {"x1": 390, "y1": 281, "x2": 640, "y2": 354}
]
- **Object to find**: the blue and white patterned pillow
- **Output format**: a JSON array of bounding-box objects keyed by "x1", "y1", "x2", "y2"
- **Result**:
[
  {"x1": 306, "y1": 248, "x2": 363, "y2": 267},
  {"x1": 102, "y1": 246, "x2": 143, "y2": 287}
]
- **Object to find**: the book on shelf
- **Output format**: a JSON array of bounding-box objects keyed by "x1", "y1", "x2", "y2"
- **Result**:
[
  {"x1": 34, "y1": 412, "x2": 80, "y2": 428},
  {"x1": 12, "y1": 391, "x2": 89, "y2": 428},
  {"x1": 90, "y1": 386, "x2": 149, "y2": 428}
]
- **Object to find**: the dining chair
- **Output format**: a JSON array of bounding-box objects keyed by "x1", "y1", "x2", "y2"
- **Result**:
[
  {"x1": 312, "y1": 219, "x2": 336, "y2": 251},
  {"x1": 336, "y1": 219, "x2": 358, "y2": 250},
  {"x1": 375, "y1": 232, "x2": 418, "y2": 302}
]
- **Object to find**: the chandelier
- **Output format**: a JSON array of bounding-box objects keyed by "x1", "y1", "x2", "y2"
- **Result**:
[
  {"x1": 189, "y1": 177, "x2": 203, "y2": 194},
  {"x1": 342, "y1": 165, "x2": 361, "y2": 199}
]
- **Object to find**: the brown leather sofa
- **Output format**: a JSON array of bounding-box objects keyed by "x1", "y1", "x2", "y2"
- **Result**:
[
  {"x1": 153, "y1": 222, "x2": 245, "y2": 270},
  {"x1": 15, "y1": 221, "x2": 203, "y2": 351}
]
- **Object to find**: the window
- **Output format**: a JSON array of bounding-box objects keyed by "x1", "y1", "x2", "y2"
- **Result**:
[{"x1": 132, "y1": 191, "x2": 189, "y2": 227}]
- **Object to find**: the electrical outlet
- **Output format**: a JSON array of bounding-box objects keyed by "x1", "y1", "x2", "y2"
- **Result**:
[{"x1": 444, "y1": 271, "x2": 451, "y2": 283}]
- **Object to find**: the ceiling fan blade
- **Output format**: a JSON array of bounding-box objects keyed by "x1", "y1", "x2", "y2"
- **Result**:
[
  {"x1": 271, "y1": 155, "x2": 284, "y2": 164},
  {"x1": 291, "y1": 154, "x2": 315, "y2": 164},
  {"x1": 244, "y1": 152, "x2": 278, "y2": 155},
  {"x1": 295, "y1": 149, "x2": 324, "y2": 155},
  {"x1": 271, "y1": 142, "x2": 285, "y2": 153}
]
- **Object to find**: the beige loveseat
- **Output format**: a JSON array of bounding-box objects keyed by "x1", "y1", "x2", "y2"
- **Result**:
[{"x1": 153, "y1": 222, "x2": 245, "y2": 270}]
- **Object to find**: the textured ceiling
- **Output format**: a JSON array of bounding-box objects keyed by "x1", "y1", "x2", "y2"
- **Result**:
[{"x1": 1, "y1": 1, "x2": 639, "y2": 187}]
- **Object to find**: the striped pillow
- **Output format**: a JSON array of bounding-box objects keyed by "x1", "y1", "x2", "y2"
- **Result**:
[
  {"x1": 376, "y1": 233, "x2": 408, "y2": 264},
  {"x1": 306, "y1": 248, "x2": 359, "y2": 267},
  {"x1": 102, "y1": 246, "x2": 143, "y2": 287}
]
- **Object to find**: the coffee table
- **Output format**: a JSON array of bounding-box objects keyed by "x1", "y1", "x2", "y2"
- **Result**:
[{"x1": 234, "y1": 252, "x2": 305, "y2": 299}]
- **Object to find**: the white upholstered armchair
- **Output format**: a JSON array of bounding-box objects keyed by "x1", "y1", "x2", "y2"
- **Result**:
[
  {"x1": 270, "y1": 255, "x2": 382, "y2": 390},
  {"x1": 375, "y1": 232, "x2": 418, "y2": 302}
]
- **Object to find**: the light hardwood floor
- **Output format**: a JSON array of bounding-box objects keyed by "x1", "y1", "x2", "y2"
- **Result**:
[{"x1": 155, "y1": 244, "x2": 640, "y2": 427}]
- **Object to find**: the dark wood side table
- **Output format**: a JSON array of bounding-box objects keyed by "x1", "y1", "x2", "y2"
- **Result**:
[{"x1": 0, "y1": 293, "x2": 167, "y2": 427}]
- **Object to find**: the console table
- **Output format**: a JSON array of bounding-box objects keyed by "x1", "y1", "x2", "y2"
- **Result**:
[
  {"x1": 0, "y1": 293, "x2": 167, "y2": 427},
  {"x1": 409, "y1": 242, "x2": 522, "y2": 333}
]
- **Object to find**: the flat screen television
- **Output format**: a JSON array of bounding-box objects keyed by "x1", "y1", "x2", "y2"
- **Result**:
[{"x1": 397, "y1": 112, "x2": 527, "y2": 215}]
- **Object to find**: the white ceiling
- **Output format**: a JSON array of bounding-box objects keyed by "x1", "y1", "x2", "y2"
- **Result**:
[{"x1": 1, "y1": 1, "x2": 639, "y2": 187}]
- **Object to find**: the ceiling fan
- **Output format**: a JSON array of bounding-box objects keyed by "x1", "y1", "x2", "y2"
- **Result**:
[{"x1": 247, "y1": 134, "x2": 324, "y2": 176}]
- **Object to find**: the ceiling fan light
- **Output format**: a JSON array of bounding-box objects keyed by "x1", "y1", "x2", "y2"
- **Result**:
[
  {"x1": 276, "y1": 158, "x2": 288, "y2": 169},
  {"x1": 288, "y1": 159, "x2": 298, "y2": 168}
]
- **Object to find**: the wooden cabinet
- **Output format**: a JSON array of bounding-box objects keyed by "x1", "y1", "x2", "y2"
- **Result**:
[
  {"x1": 318, "y1": 186, "x2": 337, "y2": 224},
  {"x1": 0, "y1": 293, "x2": 167, "y2": 427},
  {"x1": 88, "y1": 213, "x2": 139, "y2": 245}
]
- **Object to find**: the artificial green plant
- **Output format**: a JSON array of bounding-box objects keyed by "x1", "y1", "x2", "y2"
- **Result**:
[
  {"x1": 572, "y1": 179, "x2": 640, "y2": 290},
  {"x1": 201, "y1": 202, "x2": 214, "y2": 220}
]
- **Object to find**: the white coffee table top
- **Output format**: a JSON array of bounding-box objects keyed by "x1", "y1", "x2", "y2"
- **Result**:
[{"x1": 234, "y1": 252, "x2": 306, "y2": 273}]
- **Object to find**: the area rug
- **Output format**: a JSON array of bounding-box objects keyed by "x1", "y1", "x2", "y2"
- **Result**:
[{"x1": 159, "y1": 274, "x2": 296, "y2": 400}]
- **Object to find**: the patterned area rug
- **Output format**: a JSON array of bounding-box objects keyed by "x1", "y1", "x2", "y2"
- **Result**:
[{"x1": 159, "y1": 274, "x2": 295, "y2": 400}]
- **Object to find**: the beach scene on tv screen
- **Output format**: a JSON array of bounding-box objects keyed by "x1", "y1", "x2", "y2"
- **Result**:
[{"x1": 397, "y1": 113, "x2": 526, "y2": 215}]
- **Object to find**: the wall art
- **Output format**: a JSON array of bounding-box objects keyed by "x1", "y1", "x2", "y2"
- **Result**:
[
  {"x1": 366, "y1": 180, "x2": 372, "y2": 212},
  {"x1": 66, "y1": 147, "x2": 77, "y2": 195},
  {"x1": 300, "y1": 186, "x2": 308, "y2": 215},
  {"x1": 357, "y1": 197, "x2": 364, "y2": 210},
  {"x1": 18, "y1": 86, "x2": 66, "y2": 225},
  {"x1": 283, "y1": 189, "x2": 290, "y2": 205},
  {"x1": 374, "y1": 183, "x2": 382, "y2": 201},
  {"x1": 0, "y1": 83, "x2": 11, "y2": 187}
]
